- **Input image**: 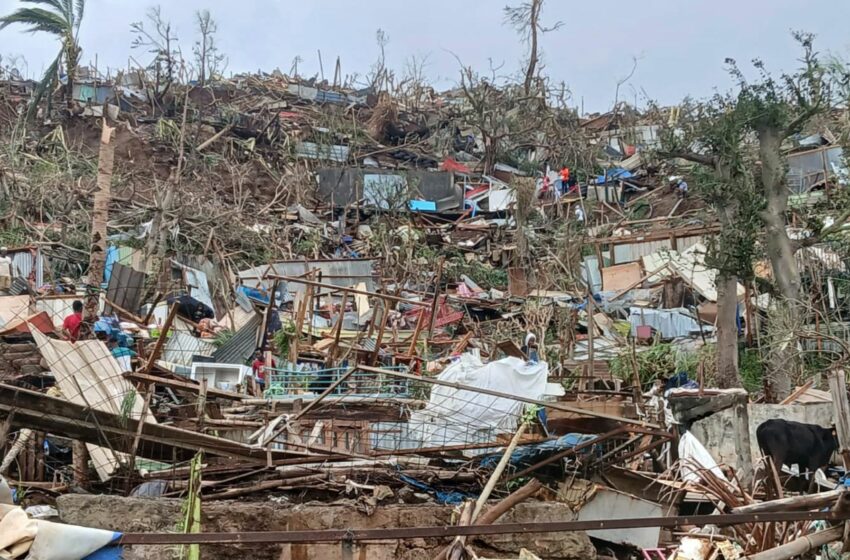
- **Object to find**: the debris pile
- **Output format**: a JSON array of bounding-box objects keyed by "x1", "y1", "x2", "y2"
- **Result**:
[{"x1": 0, "y1": 53, "x2": 849, "y2": 560}]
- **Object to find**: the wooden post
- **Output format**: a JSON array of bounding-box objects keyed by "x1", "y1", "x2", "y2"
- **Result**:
[
  {"x1": 125, "y1": 382, "x2": 154, "y2": 494},
  {"x1": 369, "y1": 302, "x2": 391, "y2": 366},
  {"x1": 330, "y1": 291, "x2": 350, "y2": 365},
  {"x1": 143, "y1": 303, "x2": 178, "y2": 373},
  {"x1": 829, "y1": 369, "x2": 850, "y2": 469},
  {"x1": 426, "y1": 257, "x2": 445, "y2": 339},
  {"x1": 586, "y1": 291, "x2": 595, "y2": 391},
  {"x1": 406, "y1": 309, "x2": 426, "y2": 356},
  {"x1": 0, "y1": 412, "x2": 14, "y2": 445},
  {"x1": 72, "y1": 440, "x2": 89, "y2": 488}
]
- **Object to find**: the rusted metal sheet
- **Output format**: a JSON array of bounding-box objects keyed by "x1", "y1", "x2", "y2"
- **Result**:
[{"x1": 117, "y1": 511, "x2": 848, "y2": 545}]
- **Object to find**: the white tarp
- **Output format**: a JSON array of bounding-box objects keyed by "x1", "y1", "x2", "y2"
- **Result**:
[
  {"x1": 406, "y1": 354, "x2": 548, "y2": 449},
  {"x1": 679, "y1": 430, "x2": 728, "y2": 483},
  {"x1": 0, "y1": 503, "x2": 118, "y2": 560}
]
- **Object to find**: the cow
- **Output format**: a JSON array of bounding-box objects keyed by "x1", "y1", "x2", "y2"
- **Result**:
[{"x1": 756, "y1": 419, "x2": 837, "y2": 489}]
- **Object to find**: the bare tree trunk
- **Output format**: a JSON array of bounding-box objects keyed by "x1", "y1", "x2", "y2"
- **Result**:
[
  {"x1": 85, "y1": 121, "x2": 115, "y2": 322},
  {"x1": 715, "y1": 272, "x2": 741, "y2": 388},
  {"x1": 758, "y1": 125, "x2": 799, "y2": 400},
  {"x1": 523, "y1": 0, "x2": 541, "y2": 95}
]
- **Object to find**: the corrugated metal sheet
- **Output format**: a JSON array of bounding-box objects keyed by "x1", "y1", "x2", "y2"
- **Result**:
[
  {"x1": 296, "y1": 141, "x2": 350, "y2": 163},
  {"x1": 238, "y1": 259, "x2": 377, "y2": 294},
  {"x1": 612, "y1": 236, "x2": 705, "y2": 264},
  {"x1": 164, "y1": 331, "x2": 217, "y2": 367},
  {"x1": 181, "y1": 265, "x2": 214, "y2": 311},
  {"x1": 104, "y1": 263, "x2": 147, "y2": 316},
  {"x1": 213, "y1": 313, "x2": 261, "y2": 365},
  {"x1": 9, "y1": 248, "x2": 44, "y2": 287}
]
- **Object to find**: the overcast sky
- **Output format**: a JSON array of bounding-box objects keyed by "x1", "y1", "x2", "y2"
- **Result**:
[{"x1": 0, "y1": 0, "x2": 848, "y2": 113}]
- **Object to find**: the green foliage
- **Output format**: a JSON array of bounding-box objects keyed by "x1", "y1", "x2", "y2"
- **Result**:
[
  {"x1": 0, "y1": 228, "x2": 28, "y2": 247},
  {"x1": 272, "y1": 319, "x2": 296, "y2": 358},
  {"x1": 0, "y1": 0, "x2": 86, "y2": 118},
  {"x1": 610, "y1": 343, "x2": 702, "y2": 388},
  {"x1": 211, "y1": 329, "x2": 234, "y2": 348},
  {"x1": 739, "y1": 348, "x2": 764, "y2": 393},
  {"x1": 118, "y1": 389, "x2": 137, "y2": 429},
  {"x1": 447, "y1": 257, "x2": 508, "y2": 289}
]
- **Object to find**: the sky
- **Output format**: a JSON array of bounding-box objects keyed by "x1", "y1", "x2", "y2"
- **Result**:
[{"x1": 0, "y1": 0, "x2": 849, "y2": 113}]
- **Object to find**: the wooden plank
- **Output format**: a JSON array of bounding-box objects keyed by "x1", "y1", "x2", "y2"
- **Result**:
[
  {"x1": 0, "y1": 383, "x2": 303, "y2": 463},
  {"x1": 601, "y1": 262, "x2": 643, "y2": 292},
  {"x1": 829, "y1": 369, "x2": 850, "y2": 469},
  {"x1": 143, "y1": 303, "x2": 178, "y2": 373}
]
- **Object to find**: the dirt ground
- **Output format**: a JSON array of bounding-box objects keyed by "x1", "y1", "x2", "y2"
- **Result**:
[{"x1": 57, "y1": 494, "x2": 596, "y2": 560}]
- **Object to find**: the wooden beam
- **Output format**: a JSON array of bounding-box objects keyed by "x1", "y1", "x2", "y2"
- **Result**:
[
  {"x1": 330, "y1": 291, "x2": 350, "y2": 364},
  {"x1": 143, "y1": 303, "x2": 178, "y2": 373},
  {"x1": 829, "y1": 369, "x2": 850, "y2": 469},
  {"x1": 103, "y1": 297, "x2": 146, "y2": 324},
  {"x1": 427, "y1": 258, "x2": 445, "y2": 338},
  {"x1": 731, "y1": 489, "x2": 845, "y2": 514},
  {"x1": 270, "y1": 275, "x2": 430, "y2": 307}
]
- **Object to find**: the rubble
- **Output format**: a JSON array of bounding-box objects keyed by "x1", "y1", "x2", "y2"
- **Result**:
[{"x1": 0, "y1": 23, "x2": 849, "y2": 560}]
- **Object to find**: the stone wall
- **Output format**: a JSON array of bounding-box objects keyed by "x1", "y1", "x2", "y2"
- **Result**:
[
  {"x1": 690, "y1": 402, "x2": 833, "y2": 469},
  {"x1": 57, "y1": 494, "x2": 596, "y2": 560}
]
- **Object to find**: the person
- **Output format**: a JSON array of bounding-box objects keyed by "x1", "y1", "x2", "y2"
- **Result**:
[
  {"x1": 559, "y1": 167, "x2": 570, "y2": 194},
  {"x1": 62, "y1": 300, "x2": 84, "y2": 342},
  {"x1": 574, "y1": 205, "x2": 585, "y2": 224},
  {"x1": 109, "y1": 336, "x2": 136, "y2": 372},
  {"x1": 251, "y1": 350, "x2": 267, "y2": 389},
  {"x1": 669, "y1": 176, "x2": 688, "y2": 199},
  {"x1": 0, "y1": 247, "x2": 14, "y2": 292},
  {"x1": 538, "y1": 175, "x2": 551, "y2": 200},
  {"x1": 677, "y1": 179, "x2": 689, "y2": 199},
  {"x1": 521, "y1": 333, "x2": 539, "y2": 364}
]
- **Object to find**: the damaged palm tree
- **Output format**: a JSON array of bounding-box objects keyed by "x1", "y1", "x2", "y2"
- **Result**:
[
  {"x1": 85, "y1": 120, "x2": 115, "y2": 323},
  {"x1": 0, "y1": 0, "x2": 86, "y2": 116}
]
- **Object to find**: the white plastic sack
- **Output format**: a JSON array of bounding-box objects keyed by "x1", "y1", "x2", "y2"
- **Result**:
[
  {"x1": 28, "y1": 520, "x2": 118, "y2": 560},
  {"x1": 679, "y1": 431, "x2": 728, "y2": 483},
  {"x1": 407, "y1": 354, "x2": 548, "y2": 449}
]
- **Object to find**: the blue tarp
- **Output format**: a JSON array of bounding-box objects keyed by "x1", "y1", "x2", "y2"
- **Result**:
[
  {"x1": 398, "y1": 473, "x2": 469, "y2": 505},
  {"x1": 479, "y1": 433, "x2": 597, "y2": 469},
  {"x1": 104, "y1": 246, "x2": 120, "y2": 284},
  {"x1": 596, "y1": 167, "x2": 633, "y2": 183},
  {"x1": 409, "y1": 200, "x2": 437, "y2": 212}
]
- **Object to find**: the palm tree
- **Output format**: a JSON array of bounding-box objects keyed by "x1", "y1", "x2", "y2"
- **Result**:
[{"x1": 0, "y1": 0, "x2": 86, "y2": 116}]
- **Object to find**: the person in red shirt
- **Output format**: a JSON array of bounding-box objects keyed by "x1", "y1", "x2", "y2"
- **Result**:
[
  {"x1": 251, "y1": 349, "x2": 277, "y2": 390},
  {"x1": 62, "y1": 300, "x2": 84, "y2": 342}
]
